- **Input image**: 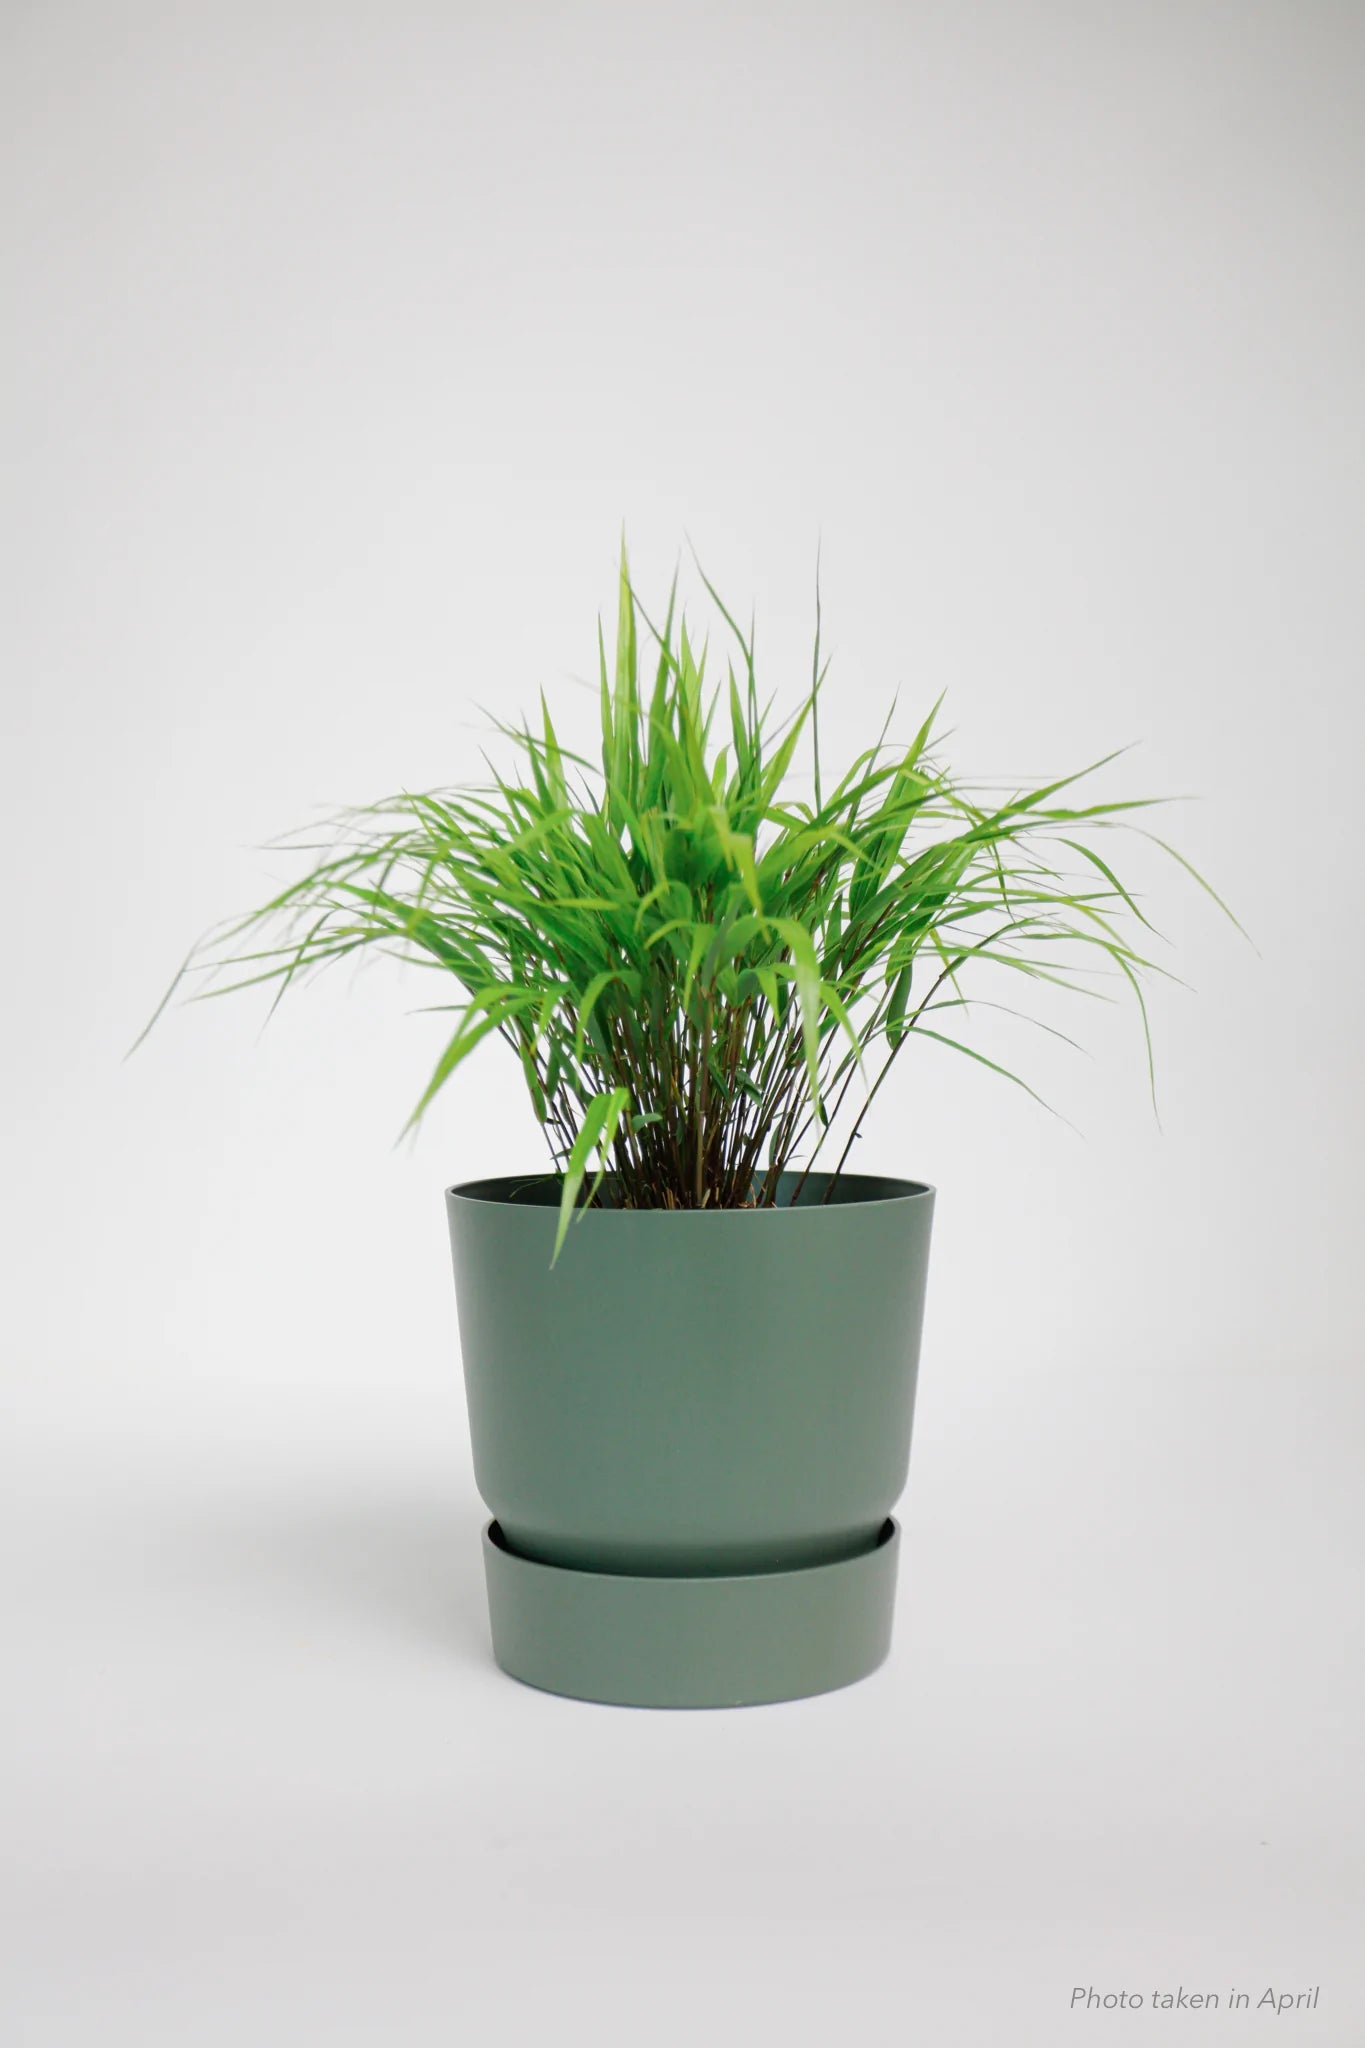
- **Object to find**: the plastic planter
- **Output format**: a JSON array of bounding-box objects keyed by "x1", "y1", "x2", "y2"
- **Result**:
[{"x1": 446, "y1": 1171, "x2": 934, "y2": 1708}]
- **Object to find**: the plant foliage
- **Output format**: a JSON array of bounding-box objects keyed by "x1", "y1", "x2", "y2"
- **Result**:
[{"x1": 146, "y1": 543, "x2": 1234, "y2": 1258}]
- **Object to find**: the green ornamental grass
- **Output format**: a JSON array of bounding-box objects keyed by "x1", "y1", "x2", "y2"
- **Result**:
[{"x1": 144, "y1": 543, "x2": 1237, "y2": 1260}]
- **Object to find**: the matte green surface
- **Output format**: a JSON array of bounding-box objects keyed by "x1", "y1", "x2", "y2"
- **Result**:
[
  {"x1": 446, "y1": 1171, "x2": 934, "y2": 1704},
  {"x1": 482, "y1": 1516, "x2": 901, "y2": 1709}
]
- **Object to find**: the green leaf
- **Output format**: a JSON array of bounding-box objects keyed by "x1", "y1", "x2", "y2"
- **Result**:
[
  {"x1": 707, "y1": 806, "x2": 763, "y2": 911},
  {"x1": 765, "y1": 915, "x2": 824, "y2": 1110},
  {"x1": 911, "y1": 1026, "x2": 1068, "y2": 1122},
  {"x1": 553, "y1": 1085, "x2": 631, "y2": 1265},
  {"x1": 885, "y1": 959, "x2": 915, "y2": 1047},
  {"x1": 573, "y1": 969, "x2": 637, "y2": 1058}
]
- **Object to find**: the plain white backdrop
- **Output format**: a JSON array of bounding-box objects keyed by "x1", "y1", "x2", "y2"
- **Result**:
[{"x1": 3, "y1": 3, "x2": 1362, "y2": 2042}]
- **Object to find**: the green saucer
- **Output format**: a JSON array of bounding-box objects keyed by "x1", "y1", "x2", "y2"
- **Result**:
[{"x1": 481, "y1": 1517, "x2": 901, "y2": 1709}]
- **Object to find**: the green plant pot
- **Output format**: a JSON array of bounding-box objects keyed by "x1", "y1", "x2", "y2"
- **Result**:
[{"x1": 446, "y1": 1170, "x2": 934, "y2": 1708}]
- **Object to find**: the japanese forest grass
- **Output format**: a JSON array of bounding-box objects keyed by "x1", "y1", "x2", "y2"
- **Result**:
[{"x1": 144, "y1": 545, "x2": 1236, "y2": 1259}]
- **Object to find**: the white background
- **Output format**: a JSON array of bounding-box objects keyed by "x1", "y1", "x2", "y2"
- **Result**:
[{"x1": 3, "y1": 3, "x2": 1362, "y2": 2042}]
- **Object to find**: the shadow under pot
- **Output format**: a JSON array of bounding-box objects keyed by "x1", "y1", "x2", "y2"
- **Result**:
[{"x1": 445, "y1": 1170, "x2": 934, "y2": 1708}]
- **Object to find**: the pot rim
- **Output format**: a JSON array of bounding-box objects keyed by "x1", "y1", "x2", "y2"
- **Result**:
[{"x1": 446, "y1": 1169, "x2": 934, "y2": 1212}]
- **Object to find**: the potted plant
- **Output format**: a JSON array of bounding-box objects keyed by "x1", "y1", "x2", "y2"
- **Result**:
[{"x1": 144, "y1": 543, "x2": 1231, "y2": 1707}]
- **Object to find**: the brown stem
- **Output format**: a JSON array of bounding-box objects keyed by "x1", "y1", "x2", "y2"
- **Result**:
[{"x1": 695, "y1": 996, "x2": 710, "y2": 1208}]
